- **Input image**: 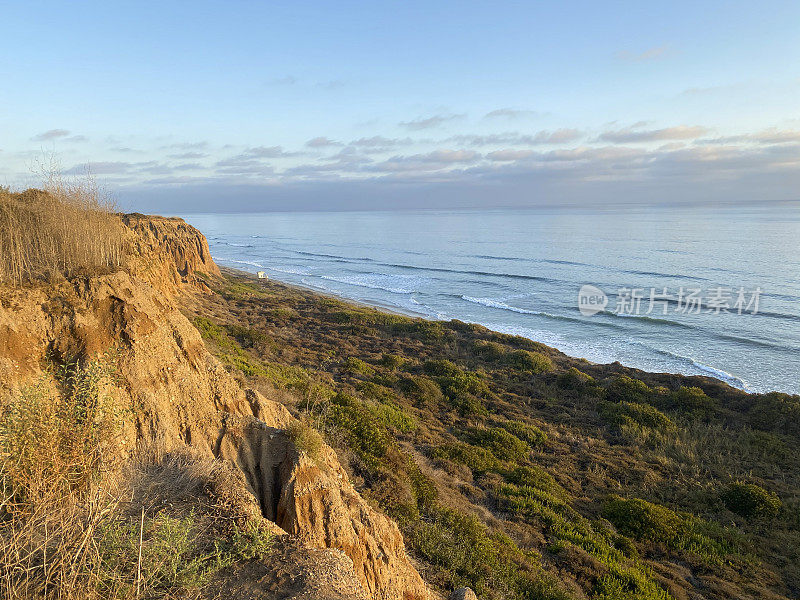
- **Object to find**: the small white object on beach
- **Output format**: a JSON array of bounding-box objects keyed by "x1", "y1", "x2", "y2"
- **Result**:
[{"x1": 257, "y1": 271, "x2": 268, "y2": 279}]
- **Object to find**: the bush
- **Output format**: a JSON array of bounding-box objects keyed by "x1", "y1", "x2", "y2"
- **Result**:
[
  {"x1": 432, "y1": 442, "x2": 499, "y2": 474},
  {"x1": 423, "y1": 359, "x2": 463, "y2": 378},
  {"x1": 599, "y1": 401, "x2": 674, "y2": 431},
  {"x1": 666, "y1": 386, "x2": 717, "y2": 414},
  {"x1": 380, "y1": 353, "x2": 405, "y2": 370},
  {"x1": 721, "y1": 482, "x2": 782, "y2": 520},
  {"x1": 557, "y1": 367, "x2": 594, "y2": 390},
  {"x1": 341, "y1": 356, "x2": 375, "y2": 377},
  {"x1": 398, "y1": 375, "x2": 443, "y2": 408},
  {"x1": 286, "y1": 418, "x2": 324, "y2": 460},
  {"x1": 471, "y1": 340, "x2": 506, "y2": 362},
  {"x1": 602, "y1": 496, "x2": 683, "y2": 543},
  {"x1": 748, "y1": 392, "x2": 800, "y2": 437},
  {"x1": 503, "y1": 350, "x2": 553, "y2": 374},
  {"x1": 498, "y1": 420, "x2": 548, "y2": 446},
  {"x1": 467, "y1": 426, "x2": 530, "y2": 462},
  {"x1": 325, "y1": 393, "x2": 390, "y2": 469},
  {"x1": 605, "y1": 375, "x2": 652, "y2": 404}
]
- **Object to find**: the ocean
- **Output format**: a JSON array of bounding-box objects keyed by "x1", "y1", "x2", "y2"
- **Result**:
[{"x1": 184, "y1": 205, "x2": 800, "y2": 395}]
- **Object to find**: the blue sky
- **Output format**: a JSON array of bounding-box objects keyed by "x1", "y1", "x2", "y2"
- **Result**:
[{"x1": 2, "y1": 0, "x2": 800, "y2": 211}]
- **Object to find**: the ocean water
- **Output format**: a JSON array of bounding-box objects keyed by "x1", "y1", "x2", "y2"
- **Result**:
[{"x1": 184, "y1": 205, "x2": 800, "y2": 395}]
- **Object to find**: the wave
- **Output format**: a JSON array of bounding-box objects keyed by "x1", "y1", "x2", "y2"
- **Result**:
[
  {"x1": 462, "y1": 296, "x2": 544, "y2": 315},
  {"x1": 268, "y1": 265, "x2": 312, "y2": 276},
  {"x1": 635, "y1": 343, "x2": 749, "y2": 390},
  {"x1": 216, "y1": 257, "x2": 265, "y2": 269},
  {"x1": 319, "y1": 273, "x2": 422, "y2": 294}
]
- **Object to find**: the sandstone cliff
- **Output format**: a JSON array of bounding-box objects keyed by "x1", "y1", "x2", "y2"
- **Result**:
[{"x1": 0, "y1": 214, "x2": 435, "y2": 600}]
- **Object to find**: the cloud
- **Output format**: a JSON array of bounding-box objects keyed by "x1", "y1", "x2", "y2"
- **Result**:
[
  {"x1": 399, "y1": 114, "x2": 463, "y2": 131},
  {"x1": 484, "y1": 108, "x2": 537, "y2": 119},
  {"x1": 599, "y1": 125, "x2": 708, "y2": 143},
  {"x1": 238, "y1": 146, "x2": 302, "y2": 158},
  {"x1": 487, "y1": 149, "x2": 536, "y2": 161},
  {"x1": 32, "y1": 129, "x2": 71, "y2": 141},
  {"x1": 369, "y1": 150, "x2": 480, "y2": 173},
  {"x1": 306, "y1": 137, "x2": 343, "y2": 148},
  {"x1": 163, "y1": 141, "x2": 209, "y2": 150},
  {"x1": 615, "y1": 44, "x2": 670, "y2": 62},
  {"x1": 168, "y1": 151, "x2": 207, "y2": 159},
  {"x1": 350, "y1": 136, "x2": 412, "y2": 148},
  {"x1": 702, "y1": 128, "x2": 800, "y2": 145},
  {"x1": 448, "y1": 129, "x2": 583, "y2": 146},
  {"x1": 64, "y1": 161, "x2": 132, "y2": 175}
]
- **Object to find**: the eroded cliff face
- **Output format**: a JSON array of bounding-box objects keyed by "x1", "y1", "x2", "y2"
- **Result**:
[{"x1": 0, "y1": 214, "x2": 434, "y2": 600}]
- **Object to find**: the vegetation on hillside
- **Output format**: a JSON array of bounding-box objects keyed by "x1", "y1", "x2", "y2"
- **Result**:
[
  {"x1": 0, "y1": 180, "x2": 125, "y2": 286},
  {"x1": 0, "y1": 358, "x2": 272, "y2": 599},
  {"x1": 194, "y1": 271, "x2": 800, "y2": 600}
]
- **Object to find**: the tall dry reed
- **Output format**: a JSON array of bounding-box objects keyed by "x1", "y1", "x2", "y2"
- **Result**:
[{"x1": 0, "y1": 174, "x2": 126, "y2": 286}]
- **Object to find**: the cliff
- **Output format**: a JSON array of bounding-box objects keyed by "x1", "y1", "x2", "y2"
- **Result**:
[{"x1": 0, "y1": 213, "x2": 435, "y2": 600}]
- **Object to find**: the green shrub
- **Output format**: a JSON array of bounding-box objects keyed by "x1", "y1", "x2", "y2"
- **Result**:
[
  {"x1": 748, "y1": 392, "x2": 800, "y2": 437},
  {"x1": 667, "y1": 386, "x2": 717, "y2": 414},
  {"x1": 432, "y1": 442, "x2": 499, "y2": 474},
  {"x1": 498, "y1": 420, "x2": 548, "y2": 446},
  {"x1": 605, "y1": 375, "x2": 652, "y2": 404},
  {"x1": 503, "y1": 466, "x2": 567, "y2": 500},
  {"x1": 370, "y1": 401, "x2": 417, "y2": 433},
  {"x1": 721, "y1": 482, "x2": 782, "y2": 519},
  {"x1": 503, "y1": 349, "x2": 553, "y2": 374},
  {"x1": 423, "y1": 359, "x2": 464, "y2": 378},
  {"x1": 472, "y1": 340, "x2": 507, "y2": 362},
  {"x1": 602, "y1": 496, "x2": 683, "y2": 543},
  {"x1": 326, "y1": 393, "x2": 390, "y2": 469},
  {"x1": 380, "y1": 353, "x2": 405, "y2": 370},
  {"x1": 557, "y1": 367, "x2": 594, "y2": 390},
  {"x1": 398, "y1": 375, "x2": 443, "y2": 408},
  {"x1": 467, "y1": 426, "x2": 530, "y2": 462},
  {"x1": 599, "y1": 401, "x2": 674, "y2": 431},
  {"x1": 341, "y1": 356, "x2": 376, "y2": 377}
]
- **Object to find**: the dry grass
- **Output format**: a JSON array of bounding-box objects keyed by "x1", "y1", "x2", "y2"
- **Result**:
[
  {"x1": 0, "y1": 174, "x2": 126, "y2": 286},
  {"x1": 0, "y1": 360, "x2": 271, "y2": 599}
]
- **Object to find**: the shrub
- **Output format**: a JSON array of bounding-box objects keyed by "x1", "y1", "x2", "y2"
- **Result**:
[
  {"x1": 432, "y1": 442, "x2": 499, "y2": 474},
  {"x1": 503, "y1": 466, "x2": 567, "y2": 500},
  {"x1": 423, "y1": 359, "x2": 463, "y2": 378},
  {"x1": 399, "y1": 375, "x2": 443, "y2": 408},
  {"x1": 599, "y1": 401, "x2": 674, "y2": 431},
  {"x1": 326, "y1": 394, "x2": 390, "y2": 469},
  {"x1": 602, "y1": 496, "x2": 683, "y2": 544},
  {"x1": 471, "y1": 340, "x2": 506, "y2": 362},
  {"x1": 557, "y1": 367, "x2": 594, "y2": 390},
  {"x1": 605, "y1": 375, "x2": 652, "y2": 404},
  {"x1": 667, "y1": 386, "x2": 717, "y2": 414},
  {"x1": 721, "y1": 482, "x2": 782, "y2": 520},
  {"x1": 341, "y1": 356, "x2": 375, "y2": 377},
  {"x1": 748, "y1": 392, "x2": 800, "y2": 437},
  {"x1": 503, "y1": 350, "x2": 553, "y2": 374},
  {"x1": 380, "y1": 353, "x2": 405, "y2": 370},
  {"x1": 286, "y1": 418, "x2": 324, "y2": 460},
  {"x1": 467, "y1": 426, "x2": 530, "y2": 462},
  {"x1": 498, "y1": 420, "x2": 548, "y2": 446}
]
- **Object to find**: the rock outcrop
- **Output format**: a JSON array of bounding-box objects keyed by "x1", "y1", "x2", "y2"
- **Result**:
[{"x1": 0, "y1": 214, "x2": 435, "y2": 600}]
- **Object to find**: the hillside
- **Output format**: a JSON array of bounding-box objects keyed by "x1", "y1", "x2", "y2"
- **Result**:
[
  {"x1": 1, "y1": 187, "x2": 799, "y2": 600},
  {"x1": 188, "y1": 270, "x2": 800, "y2": 600},
  {"x1": 0, "y1": 189, "x2": 433, "y2": 600}
]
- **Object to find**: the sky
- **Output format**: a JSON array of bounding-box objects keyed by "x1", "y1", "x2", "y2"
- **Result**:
[{"x1": 2, "y1": 0, "x2": 800, "y2": 213}]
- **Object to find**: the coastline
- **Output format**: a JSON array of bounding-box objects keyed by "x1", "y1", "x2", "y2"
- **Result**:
[{"x1": 218, "y1": 265, "x2": 765, "y2": 394}]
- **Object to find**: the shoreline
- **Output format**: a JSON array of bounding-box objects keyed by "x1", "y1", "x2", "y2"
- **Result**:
[{"x1": 218, "y1": 265, "x2": 763, "y2": 394}]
